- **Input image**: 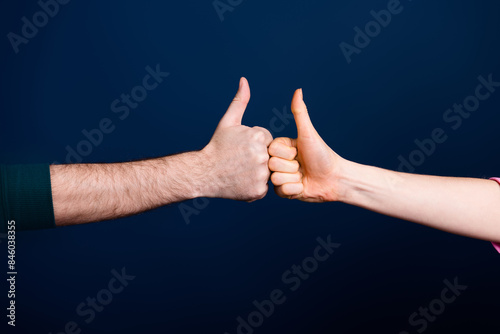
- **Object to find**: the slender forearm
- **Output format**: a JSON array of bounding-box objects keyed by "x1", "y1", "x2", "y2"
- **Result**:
[
  {"x1": 337, "y1": 161, "x2": 500, "y2": 243},
  {"x1": 268, "y1": 89, "x2": 500, "y2": 243},
  {"x1": 50, "y1": 151, "x2": 208, "y2": 226}
]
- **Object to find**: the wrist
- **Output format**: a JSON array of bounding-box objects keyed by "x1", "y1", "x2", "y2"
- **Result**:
[
  {"x1": 332, "y1": 159, "x2": 364, "y2": 204},
  {"x1": 195, "y1": 147, "x2": 219, "y2": 198},
  {"x1": 334, "y1": 159, "x2": 400, "y2": 207},
  {"x1": 157, "y1": 150, "x2": 212, "y2": 203}
]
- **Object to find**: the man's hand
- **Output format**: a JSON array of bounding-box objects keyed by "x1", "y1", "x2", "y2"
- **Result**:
[
  {"x1": 201, "y1": 77, "x2": 273, "y2": 201},
  {"x1": 51, "y1": 77, "x2": 273, "y2": 226},
  {"x1": 268, "y1": 89, "x2": 346, "y2": 202}
]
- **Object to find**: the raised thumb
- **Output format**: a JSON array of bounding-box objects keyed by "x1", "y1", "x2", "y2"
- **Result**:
[
  {"x1": 291, "y1": 89, "x2": 318, "y2": 138},
  {"x1": 217, "y1": 77, "x2": 250, "y2": 128}
]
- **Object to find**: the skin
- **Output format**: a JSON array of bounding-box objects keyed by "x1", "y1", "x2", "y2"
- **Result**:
[
  {"x1": 269, "y1": 89, "x2": 500, "y2": 243},
  {"x1": 51, "y1": 78, "x2": 273, "y2": 226}
]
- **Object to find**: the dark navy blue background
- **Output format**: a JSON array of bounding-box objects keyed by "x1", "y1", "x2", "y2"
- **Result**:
[{"x1": 1, "y1": 0, "x2": 499, "y2": 333}]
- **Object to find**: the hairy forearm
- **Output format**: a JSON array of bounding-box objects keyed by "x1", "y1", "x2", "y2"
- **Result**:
[
  {"x1": 47, "y1": 78, "x2": 272, "y2": 227},
  {"x1": 50, "y1": 151, "x2": 208, "y2": 226},
  {"x1": 337, "y1": 161, "x2": 500, "y2": 243}
]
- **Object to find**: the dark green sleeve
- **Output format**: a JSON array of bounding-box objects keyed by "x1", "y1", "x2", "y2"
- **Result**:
[{"x1": 0, "y1": 164, "x2": 56, "y2": 233}]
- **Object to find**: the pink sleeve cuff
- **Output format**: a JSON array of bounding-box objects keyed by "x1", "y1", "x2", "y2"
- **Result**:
[
  {"x1": 493, "y1": 243, "x2": 500, "y2": 253},
  {"x1": 490, "y1": 178, "x2": 500, "y2": 253}
]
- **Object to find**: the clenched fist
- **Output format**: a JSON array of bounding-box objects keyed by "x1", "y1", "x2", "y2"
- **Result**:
[
  {"x1": 268, "y1": 89, "x2": 346, "y2": 202},
  {"x1": 201, "y1": 78, "x2": 273, "y2": 201}
]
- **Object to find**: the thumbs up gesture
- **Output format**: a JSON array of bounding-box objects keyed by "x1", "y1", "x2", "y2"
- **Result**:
[
  {"x1": 268, "y1": 89, "x2": 346, "y2": 202},
  {"x1": 202, "y1": 78, "x2": 273, "y2": 201}
]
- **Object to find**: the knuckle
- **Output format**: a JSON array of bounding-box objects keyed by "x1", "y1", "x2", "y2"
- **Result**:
[
  {"x1": 277, "y1": 190, "x2": 289, "y2": 199},
  {"x1": 256, "y1": 184, "x2": 268, "y2": 199},
  {"x1": 251, "y1": 152, "x2": 268, "y2": 164},
  {"x1": 277, "y1": 188, "x2": 289, "y2": 198},
  {"x1": 260, "y1": 153, "x2": 270, "y2": 164},
  {"x1": 261, "y1": 128, "x2": 272, "y2": 139},
  {"x1": 247, "y1": 143, "x2": 262, "y2": 157},
  {"x1": 270, "y1": 172, "x2": 279, "y2": 184},
  {"x1": 268, "y1": 157, "x2": 278, "y2": 169},
  {"x1": 254, "y1": 166, "x2": 269, "y2": 181},
  {"x1": 252, "y1": 130, "x2": 266, "y2": 142},
  {"x1": 253, "y1": 126, "x2": 270, "y2": 134},
  {"x1": 268, "y1": 142, "x2": 277, "y2": 156},
  {"x1": 268, "y1": 141, "x2": 281, "y2": 156},
  {"x1": 261, "y1": 167, "x2": 271, "y2": 179},
  {"x1": 282, "y1": 185, "x2": 293, "y2": 196}
]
